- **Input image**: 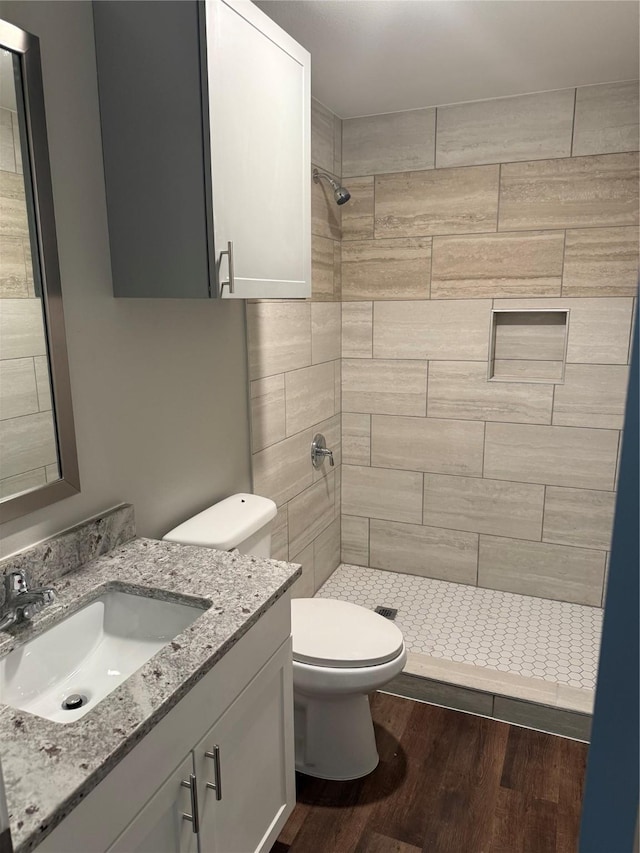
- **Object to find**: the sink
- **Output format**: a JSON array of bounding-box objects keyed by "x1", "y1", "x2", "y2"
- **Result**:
[{"x1": 0, "y1": 590, "x2": 206, "y2": 723}]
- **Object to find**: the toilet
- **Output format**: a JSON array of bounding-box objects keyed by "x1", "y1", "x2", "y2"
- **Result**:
[{"x1": 164, "y1": 493, "x2": 407, "y2": 781}]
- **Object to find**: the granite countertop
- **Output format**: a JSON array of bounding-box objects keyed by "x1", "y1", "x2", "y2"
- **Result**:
[{"x1": 0, "y1": 538, "x2": 300, "y2": 853}]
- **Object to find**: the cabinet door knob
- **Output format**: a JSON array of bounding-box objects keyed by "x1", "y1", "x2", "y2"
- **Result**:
[
  {"x1": 181, "y1": 774, "x2": 200, "y2": 834},
  {"x1": 204, "y1": 744, "x2": 223, "y2": 801},
  {"x1": 219, "y1": 241, "x2": 235, "y2": 296}
]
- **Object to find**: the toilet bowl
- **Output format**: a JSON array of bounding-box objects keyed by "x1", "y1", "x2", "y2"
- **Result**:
[{"x1": 163, "y1": 493, "x2": 407, "y2": 781}]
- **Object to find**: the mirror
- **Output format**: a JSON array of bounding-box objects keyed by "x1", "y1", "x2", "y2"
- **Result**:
[{"x1": 0, "y1": 19, "x2": 79, "y2": 523}]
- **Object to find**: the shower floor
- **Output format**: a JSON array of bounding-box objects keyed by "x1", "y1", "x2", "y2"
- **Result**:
[{"x1": 316, "y1": 563, "x2": 601, "y2": 731}]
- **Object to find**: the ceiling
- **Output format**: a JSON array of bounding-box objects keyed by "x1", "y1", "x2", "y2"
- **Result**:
[{"x1": 255, "y1": 1, "x2": 640, "y2": 118}]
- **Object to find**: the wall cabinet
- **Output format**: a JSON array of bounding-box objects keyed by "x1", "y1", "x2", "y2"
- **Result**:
[{"x1": 93, "y1": 0, "x2": 311, "y2": 299}]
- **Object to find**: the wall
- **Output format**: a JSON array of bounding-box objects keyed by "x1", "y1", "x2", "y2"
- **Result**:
[
  {"x1": 0, "y1": 1, "x2": 252, "y2": 557},
  {"x1": 246, "y1": 98, "x2": 342, "y2": 595},
  {"x1": 339, "y1": 82, "x2": 639, "y2": 607}
]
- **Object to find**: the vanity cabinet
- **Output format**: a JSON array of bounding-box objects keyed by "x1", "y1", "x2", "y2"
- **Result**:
[{"x1": 93, "y1": 0, "x2": 311, "y2": 299}]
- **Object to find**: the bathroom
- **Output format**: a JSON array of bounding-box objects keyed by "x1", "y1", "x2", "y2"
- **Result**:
[{"x1": 0, "y1": 0, "x2": 638, "y2": 851}]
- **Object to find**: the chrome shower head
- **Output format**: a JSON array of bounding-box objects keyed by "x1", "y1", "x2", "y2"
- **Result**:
[{"x1": 313, "y1": 168, "x2": 351, "y2": 205}]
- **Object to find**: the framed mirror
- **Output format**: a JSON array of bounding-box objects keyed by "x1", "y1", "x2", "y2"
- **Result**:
[{"x1": 0, "y1": 19, "x2": 79, "y2": 523}]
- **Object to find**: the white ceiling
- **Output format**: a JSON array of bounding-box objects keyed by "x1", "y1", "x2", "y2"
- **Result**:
[{"x1": 255, "y1": 0, "x2": 640, "y2": 118}]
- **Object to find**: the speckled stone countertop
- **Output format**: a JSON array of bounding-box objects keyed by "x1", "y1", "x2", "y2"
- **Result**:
[{"x1": 0, "y1": 537, "x2": 300, "y2": 853}]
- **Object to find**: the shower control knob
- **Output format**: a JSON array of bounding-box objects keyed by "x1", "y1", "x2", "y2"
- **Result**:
[{"x1": 311, "y1": 434, "x2": 334, "y2": 469}]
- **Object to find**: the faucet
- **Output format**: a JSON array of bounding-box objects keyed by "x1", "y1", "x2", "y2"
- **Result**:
[{"x1": 0, "y1": 570, "x2": 56, "y2": 631}]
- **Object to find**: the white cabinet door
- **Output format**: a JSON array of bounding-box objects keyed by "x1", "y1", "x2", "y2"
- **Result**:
[
  {"x1": 205, "y1": 0, "x2": 311, "y2": 299},
  {"x1": 107, "y1": 754, "x2": 199, "y2": 853},
  {"x1": 194, "y1": 640, "x2": 295, "y2": 853}
]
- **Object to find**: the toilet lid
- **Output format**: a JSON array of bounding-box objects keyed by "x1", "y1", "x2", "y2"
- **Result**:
[{"x1": 291, "y1": 599, "x2": 404, "y2": 668}]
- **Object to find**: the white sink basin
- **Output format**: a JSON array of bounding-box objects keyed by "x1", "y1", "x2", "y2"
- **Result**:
[{"x1": 0, "y1": 590, "x2": 206, "y2": 723}]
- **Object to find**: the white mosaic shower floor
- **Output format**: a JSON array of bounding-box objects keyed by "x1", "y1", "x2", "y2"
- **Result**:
[{"x1": 316, "y1": 564, "x2": 602, "y2": 691}]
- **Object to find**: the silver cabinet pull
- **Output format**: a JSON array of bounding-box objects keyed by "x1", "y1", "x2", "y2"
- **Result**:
[
  {"x1": 181, "y1": 774, "x2": 199, "y2": 834},
  {"x1": 219, "y1": 241, "x2": 234, "y2": 295},
  {"x1": 204, "y1": 744, "x2": 222, "y2": 801}
]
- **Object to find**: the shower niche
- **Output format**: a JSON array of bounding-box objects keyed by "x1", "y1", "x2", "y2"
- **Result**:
[{"x1": 488, "y1": 309, "x2": 569, "y2": 383}]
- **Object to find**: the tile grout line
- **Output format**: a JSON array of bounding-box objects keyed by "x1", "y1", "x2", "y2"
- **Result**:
[{"x1": 569, "y1": 87, "x2": 578, "y2": 157}]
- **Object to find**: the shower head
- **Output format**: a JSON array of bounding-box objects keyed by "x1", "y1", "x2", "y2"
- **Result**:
[{"x1": 313, "y1": 168, "x2": 351, "y2": 205}]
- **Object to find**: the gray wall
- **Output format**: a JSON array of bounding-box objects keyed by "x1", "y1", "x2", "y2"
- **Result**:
[{"x1": 0, "y1": 1, "x2": 252, "y2": 558}]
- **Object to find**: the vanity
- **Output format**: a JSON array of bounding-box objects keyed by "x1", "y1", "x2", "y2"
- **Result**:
[{"x1": 0, "y1": 507, "x2": 300, "y2": 853}]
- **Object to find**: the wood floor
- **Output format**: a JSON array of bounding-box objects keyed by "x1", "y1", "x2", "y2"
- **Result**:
[{"x1": 271, "y1": 692, "x2": 588, "y2": 853}]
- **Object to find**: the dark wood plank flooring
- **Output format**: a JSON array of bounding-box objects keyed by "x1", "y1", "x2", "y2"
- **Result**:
[{"x1": 271, "y1": 692, "x2": 588, "y2": 853}]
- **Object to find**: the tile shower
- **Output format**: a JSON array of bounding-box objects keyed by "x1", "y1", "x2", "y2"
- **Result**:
[{"x1": 246, "y1": 83, "x2": 639, "y2": 733}]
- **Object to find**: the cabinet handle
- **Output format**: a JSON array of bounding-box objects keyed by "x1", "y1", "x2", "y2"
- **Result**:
[
  {"x1": 204, "y1": 744, "x2": 222, "y2": 801},
  {"x1": 219, "y1": 240, "x2": 234, "y2": 295},
  {"x1": 181, "y1": 774, "x2": 200, "y2": 834}
]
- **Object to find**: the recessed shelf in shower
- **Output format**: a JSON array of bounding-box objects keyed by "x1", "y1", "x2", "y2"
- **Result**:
[{"x1": 488, "y1": 309, "x2": 569, "y2": 384}]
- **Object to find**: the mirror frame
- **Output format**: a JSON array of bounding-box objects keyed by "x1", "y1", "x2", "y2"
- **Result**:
[{"x1": 0, "y1": 18, "x2": 80, "y2": 523}]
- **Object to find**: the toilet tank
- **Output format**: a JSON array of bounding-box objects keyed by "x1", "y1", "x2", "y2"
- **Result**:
[{"x1": 163, "y1": 493, "x2": 278, "y2": 558}]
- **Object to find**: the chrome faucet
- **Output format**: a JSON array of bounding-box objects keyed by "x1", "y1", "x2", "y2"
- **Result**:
[
  {"x1": 311, "y1": 433, "x2": 334, "y2": 469},
  {"x1": 0, "y1": 570, "x2": 55, "y2": 631}
]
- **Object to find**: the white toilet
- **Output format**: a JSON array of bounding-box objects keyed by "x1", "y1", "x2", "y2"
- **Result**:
[{"x1": 164, "y1": 493, "x2": 407, "y2": 781}]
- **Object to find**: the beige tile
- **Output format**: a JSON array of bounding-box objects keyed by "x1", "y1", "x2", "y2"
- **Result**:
[
  {"x1": 342, "y1": 108, "x2": 436, "y2": 177},
  {"x1": 499, "y1": 153, "x2": 639, "y2": 231},
  {"x1": 312, "y1": 167, "x2": 341, "y2": 240},
  {"x1": 342, "y1": 302, "x2": 372, "y2": 358},
  {"x1": 485, "y1": 422, "x2": 619, "y2": 490},
  {"x1": 334, "y1": 464, "x2": 342, "y2": 520},
  {"x1": 314, "y1": 516, "x2": 341, "y2": 590},
  {"x1": 333, "y1": 241, "x2": 342, "y2": 300},
  {"x1": 431, "y1": 231, "x2": 564, "y2": 299},
  {"x1": 553, "y1": 364, "x2": 629, "y2": 428},
  {"x1": 562, "y1": 227, "x2": 639, "y2": 297},
  {"x1": 12, "y1": 114, "x2": 21, "y2": 175},
  {"x1": 311, "y1": 235, "x2": 335, "y2": 301},
  {"x1": 271, "y1": 504, "x2": 289, "y2": 562},
  {"x1": 342, "y1": 412, "x2": 370, "y2": 467},
  {"x1": 0, "y1": 170, "x2": 28, "y2": 239},
  {"x1": 333, "y1": 358, "x2": 341, "y2": 414},
  {"x1": 493, "y1": 310, "x2": 567, "y2": 362},
  {"x1": 246, "y1": 301, "x2": 311, "y2": 380},
  {"x1": 573, "y1": 81, "x2": 640, "y2": 156},
  {"x1": 371, "y1": 415, "x2": 484, "y2": 476},
  {"x1": 428, "y1": 361, "x2": 553, "y2": 424},
  {"x1": 249, "y1": 374, "x2": 285, "y2": 453},
  {"x1": 493, "y1": 696, "x2": 591, "y2": 741},
  {"x1": 373, "y1": 299, "x2": 491, "y2": 360},
  {"x1": 0, "y1": 109, "x2": 15, "y2": 172},
  {"x1": 289, "y1": 542, "x2": 315, "y2": 599},
  {"x1": 384, "y1": 672, "x2": 493, "y2": 716},
  {"x1": 492, "y1": 360, "x2": 564, "y2": 381},
  {"x1": 375, "y1": 164, "x2": 499, "y2": 238},
  {"x1": 288, "y1": 471, "x2": 336, "y2": 556},
  {"x1": 479, "y1": 534, "x2": 605, "y2": 605},
  {"x1": 370, "y1": 519, "x2": 478, "y2": 585},
  {"x1": 311, "y1": 413, "x2": 341, "y2": 481},
  {"x1": 285, "y1": 361, "x2": 335, "y2": 436},
  {"x1": 341, "y1": 514, "x2": 369, "y2": 565},
  {"x1": 0, "y1": 467, "x2": 47, "y2": 499},
  {"x1": 0, "y1": 236, "x2": 28, "y2": 297},
  {"x1": 342, "y1": 237, "x2": 431, "y2": 301},
  {"x1": 436, "y1": 89, "x2": 575, "y2": 168},
  {"x1": 252, "y1": 430, "x2": 312, "y2": 507},
  {"x1": 341, "y1": 176, "x2": 374, "y2": 241},
  {"x1": 45, "y1": 463, "x2": 59, "y2": 482},
  {"x1": 343, "y1": 358, "x2": 427, "y2": 417},
  {"x1": 0, "y1": 357, "x2": 38, "y2": 421},
  {"x1": 555, "y1": 685, "x2": 595, "y2": 716},
  {"x1": 424, "y1": 474, "x2": 544, "y2": 540},
  {"x1": 333, "y1": 114, "x2": 342, "y2": 177},
  {"x1": 342, "y1": 464, "x2": 423, "y2": 524},
  {"x1": 311, "y1": 302, "x2": 341, "y2": 363},
  {"x1": 543, "y1": 486, "x2": 616, "y2": 551},
  {"x1": 0, "y1": 298, "x2": 46, "y2": 359},
  {"x1": 311, "y1": 98, "x2": 336, "y2": 174},
  {"x1": 0, "y1": 409, "x2": 57, "y2": 479}
]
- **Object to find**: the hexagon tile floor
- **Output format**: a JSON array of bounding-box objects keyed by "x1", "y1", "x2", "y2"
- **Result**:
[{"x1": 316, "y1": 564, "x2": 602, "y2": 691}]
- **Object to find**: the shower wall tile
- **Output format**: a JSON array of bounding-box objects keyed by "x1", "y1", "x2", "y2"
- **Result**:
[
  {"x1": 427, "y1": 361, "x2": 554, "y2": 424},
  {"x1": 311, "y1": 166, "x2": 341, "y2": 240},
  {"x1": 342, "y1": 464, "x2": 423, "y2": 524},
  {"x1": 333, "y1": 358, "x2": 342, "y2": 414},
  {"x1": 0, "y1": 357, "x2": 38, "y2": 421},
  {"x1": 270, "y1": 505, "x2": 289, "y2": 562},
  {"x1": 374, "y1": 164, "x2": 500, "y2": 238},
  {"x1": 491, "y1": 359, "x2": 564, "y2": 381},
  {"x1": 342, "y1": 358, "x2": 428, "y2": 416},
  {"x1": 478, "y1": 535, "x2": 605, "y2": 605},
  {"x1": 311, "y1": 235, "x2": 336, "y2": 300},
  {"x1": 553, "y1": 364, "x2": 629, "y2": 429},
  {"x1": 341, "y1": 237, "x2": 431, "y2": 300},
  {"x1": 573, "y1": 81, "x2": 640, "y2": 156},
  {"x1": 370, "y1": 519, "x2": 478, "y2": 585},
  {"x1": 342, "y1": 412, "x2": 371, "y2": 466},
  {"x1": 0, "y1": 298, "x2": 46, "y2": 360},
  {"x1": 311, "y1": 98, "x2": 336, "y2": 174},
  {"x1": 484, "y1": 423, "x2": 619, "y2": 490},
  {"x1": 289, "y1": 542, "x2": 315, "y2": 599},
  {"x1": 249, "y1": 374, "x2": 285, "y2": 453},
  {"x1": 371, "y1": 415, "x2": 484, "y2": 476},
  {"x1": 0, "y1": 236, "x2": 29, "y2": 298},
  {"x1": 0, "y1": 171, "x2": 29, "y2": 239},
  {"x1": 543, "y1": 487, "x2": 616, "y2": 551},
  {"x1": 0, "y1": 468, "x2": 47, "y2": 500},
  {"x1": 431, "y1": 231, "x2": 564, "y2": 299},
  {"x1": 0, "y1": 410, "x2": 57, "y2": 479},
  {"x1": 423, "y1": 474, "x2": 545, "y2": 541},
  {"x1": 34, "y1": 355, "x2": 51, "y2": 411},
  {"x1": 288, "y1": 470, "x2": 336, "y2": 557},
  {"x1": 252, "y1": 429, "x2": 312, "y2": 507},
  {"x1": 498, "y1": 153, "x2": 640, "y2": 231},
  {"x1": 341, "y1": 176, "x2": 374, "y2": 240},
  {"x1": 436, "y1": 89, "x2": 575, "y2": 168},
  {"x1": 311, "y1": 302, "x2": 341, "y2": 364},
  {"x1": 314, "y1": 517, "x2": 341, "y2": 589},
  {"x1": 341, "y1": 514, "x2": 369, "y2": 565},
  {"x1": 285, "y1": 361, "x2": 336, "y2": 436},
  {"x1": 334, "y1": 114, "x2": 342, "y2": 177},
  {"x1": 562, "y1": 227, "x2": 640, "y2": 297},
  {"x1": 373, "y1": 299, "x2": 491, "y2": 360},
  {"x1": 342, "y1": 108, "x2": 435, "y2": 177},
  {"x1": 246, "y1": 301, "x2": 311, "y2": 379},
  {"x1": 0, "y1": 109, "x2": 15, "y2": 172},
  {"x1": 342, "y1": 301, "x2": 373, "y2": 358}
]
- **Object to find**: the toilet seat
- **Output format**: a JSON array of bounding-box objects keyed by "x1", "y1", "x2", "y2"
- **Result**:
[{"x1": 291, "y1": 598, "x2": 404, "y2": 668}]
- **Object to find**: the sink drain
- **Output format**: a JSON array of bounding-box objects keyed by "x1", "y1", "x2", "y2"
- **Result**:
[{"x1": 61, "y1": 693, "x2": 88, "y2": 711}]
